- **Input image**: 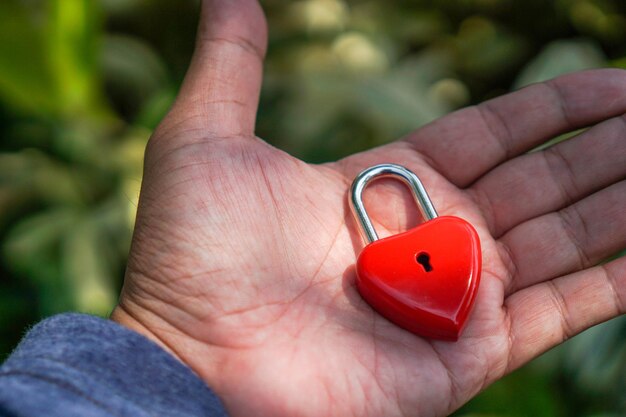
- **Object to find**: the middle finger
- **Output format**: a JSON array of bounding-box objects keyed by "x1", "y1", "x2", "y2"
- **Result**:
[
  {"x1": 469, "y1": 115, "x2": 626, "y2": 237},
  {"x1": 498, "y1": 180, "x2": 626, "y2": 296}
]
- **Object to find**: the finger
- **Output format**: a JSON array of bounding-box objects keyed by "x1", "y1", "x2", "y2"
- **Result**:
[
  {"x1": 504, "y1": 255, "x2": 625, "y2": 372},
  {"x1": 499, "y1": 181, "x2": 626, "y2": 296},
  {"x1": 166, "y1": 0, "x2": 267, "y2": 138},
  {"x1": 470, "y1": 114, "x2": 626, "y2": 236},
  {"x1": 404, "y1": 69, "x2": 626, "y2": 186}
]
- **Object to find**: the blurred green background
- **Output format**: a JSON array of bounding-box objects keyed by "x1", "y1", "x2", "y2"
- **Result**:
[{"x1": 0, "y1": 0, "x2": 624, "y2": 415}]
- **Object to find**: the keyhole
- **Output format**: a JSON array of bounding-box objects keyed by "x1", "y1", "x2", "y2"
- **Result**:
[{"x1": 416, "y1": 252, "x2": 433, "y2": 272}]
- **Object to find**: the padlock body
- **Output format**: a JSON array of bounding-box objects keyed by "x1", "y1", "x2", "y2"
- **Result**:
[{"x1": 356, "y1": 216, "x2": 481, "y2": 340}]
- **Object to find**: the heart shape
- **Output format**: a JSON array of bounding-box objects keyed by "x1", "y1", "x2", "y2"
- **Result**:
[{"x1": 356, "y1": 216, "x2": 481, "y2": 340}]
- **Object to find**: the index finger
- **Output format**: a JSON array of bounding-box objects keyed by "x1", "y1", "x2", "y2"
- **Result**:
[{"x1": 405, "y1": 69, "x2": 626, "y2": 187}]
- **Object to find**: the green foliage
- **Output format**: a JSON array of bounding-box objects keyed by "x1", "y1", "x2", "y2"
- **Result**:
[
  {"x1": 456, "y1": 367, "x2": 565, "y2": 417},
  {"x1": 0, "y1": 0, "x2": 624, "y2": 414}
]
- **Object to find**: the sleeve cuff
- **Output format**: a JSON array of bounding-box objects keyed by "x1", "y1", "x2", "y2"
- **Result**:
[{"x1": 1, "y1": 313, "x2": 228, "y2": 417}]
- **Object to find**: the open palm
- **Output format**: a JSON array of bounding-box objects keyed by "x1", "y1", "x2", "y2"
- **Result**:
[{"x1": 112, "y1": 1, "x2": 626, "y2": 416}]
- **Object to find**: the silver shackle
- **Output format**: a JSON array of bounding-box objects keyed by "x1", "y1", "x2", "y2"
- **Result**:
[{"x1": 349, "y1": 163, "x2": 438, "y2": 243}]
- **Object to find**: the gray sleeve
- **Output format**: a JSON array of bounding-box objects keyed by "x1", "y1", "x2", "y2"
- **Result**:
[{"x1": 0, "y1": 313, "x2": 229, "y2": 417}]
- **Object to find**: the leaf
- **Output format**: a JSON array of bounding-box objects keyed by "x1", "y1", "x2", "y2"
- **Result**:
[
  {"x1": 61, "y1": 217, "x2": 117, "y2": 316},
  {"x1": 453, "y1": 366, "x2": 564, "y2": 417},
  {"x1": 48, "y1": 0, "x2": 108, "y2": 116},
  {"x1": 0, "y1": 2, "x2": 56, "y2": 113},
  {"x1": 3, "y1": 205, "x2": 121, "y2": 316},
  {"x1": 0, "y1": 150, "x2": 84, "y2": 205},
  {"x1": 454, "y1": 17, "x2": 529, "y2": 80},
  {"x1": 0, "y1": 1, "x2": 108, "y2": 117},
  {"x1": 0, "y1": 0, "x2": 106, "y2": 116},
  {"x1": 3, "y1": 208, "x2": 77, "y2": 314},
  {"x1": 514, "y1": 39, "x2": 606, "y2": 88},
  {"x1": 135, "y1": 87, "x2": 177, "y2": 129},
  {"x1": 102, "y1": 34, "x2": 170, "y2": 123}
]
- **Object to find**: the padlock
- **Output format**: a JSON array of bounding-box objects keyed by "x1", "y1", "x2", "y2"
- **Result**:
[{"x1": 349, "y1": 163, "x2": 481, "y2": 341}]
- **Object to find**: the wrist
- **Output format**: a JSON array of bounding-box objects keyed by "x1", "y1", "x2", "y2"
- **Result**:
[
  {"x1": 110, "y1": 300, "x2": 248, "y2": 416},
  {"x1": 110, "y1": 302, "x2": 185, "y2": 364}
]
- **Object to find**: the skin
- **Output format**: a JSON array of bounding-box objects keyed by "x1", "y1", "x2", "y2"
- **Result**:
[{"x1": 111, "y1": 0, "x2": 626, "y2": 416}]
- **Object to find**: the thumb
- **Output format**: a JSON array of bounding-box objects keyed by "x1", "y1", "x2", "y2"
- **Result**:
[{"x1": 169, "y1": 0, "x2": 268, "y2": 138}]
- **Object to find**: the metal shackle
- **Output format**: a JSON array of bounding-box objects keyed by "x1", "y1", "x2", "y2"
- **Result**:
[{"x1": 349, "y1": 163, "x2": 438, "y2": 243}]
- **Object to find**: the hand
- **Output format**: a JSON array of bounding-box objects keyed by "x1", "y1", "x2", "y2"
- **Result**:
[{"x1": 111, "y1": 1, "x2": 626, "y2": 416}]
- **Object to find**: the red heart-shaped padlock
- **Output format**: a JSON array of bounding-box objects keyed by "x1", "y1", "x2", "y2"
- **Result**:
[
  {"x1": 356, "y1": 216, "x2": 481, "y2": 340},
  {"x1": 350, "y1": 164, "x2": 482, "y2": 341}
]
